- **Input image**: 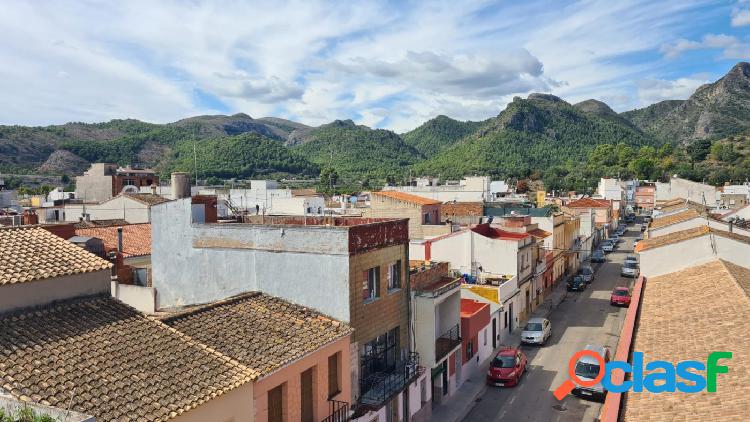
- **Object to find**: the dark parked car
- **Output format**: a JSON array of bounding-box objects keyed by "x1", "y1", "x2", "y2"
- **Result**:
[
  {"x1": 567, "y1": 275, "x2": 587, "y2": 291},
  {"x1": 591, "y1": 250, "x2": 606, "y2": 263}
]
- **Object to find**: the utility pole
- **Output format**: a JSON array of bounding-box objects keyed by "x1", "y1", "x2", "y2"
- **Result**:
[{"x1": 193, "y1": 124, "x2": 199, "y2": 187}]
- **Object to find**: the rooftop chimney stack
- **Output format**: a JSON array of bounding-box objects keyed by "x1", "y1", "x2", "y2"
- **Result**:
[
  {"x1": 171, "y1": 172, "x2": 191, "y2": 199},
  {"x1": 117, "y1": 226, "x2": 123, "y2": 253}
]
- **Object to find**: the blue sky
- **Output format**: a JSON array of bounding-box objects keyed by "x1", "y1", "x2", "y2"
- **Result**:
[{"x1": 0, "y1": 0, "x2": 748, "y2": 132}]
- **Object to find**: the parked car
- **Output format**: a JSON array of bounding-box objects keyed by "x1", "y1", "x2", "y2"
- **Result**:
[
  {"x1": 579, "y1": 266, "x2": 594, "y2": 283},
  {"x1": 591, "y1": 249, "x2": 606, "y2": 263},
  {"x1": 609, "y1": 234, "x2": 620, "y2": 244},
  {"x1": 640, "y1": 224, "x2": 647, "y2": 232},
  {"x1": 624, "y1": 255, "x2": 638, "y2": 266},
  {"x1": 610, "y1": 287, "x2": 631, "y2": 306},
  {"x1": 572, "y1": 344, "x2": 611, "y2": 401},
  {"x1": 521, "y1": 317, "x2": 552, "y2": 345},
  {"x1": 621, "y1": 261, "x2": 639, "y2": 277},
  {"x1": 487, "y1": 347, "x2": 527, "y2": 387},
  {"x1": 636, "y1": 233, "x2": 644, "y2": 241},
  {"x1": 625, "y1": 214, "x2": 635, "y2": 224},
  {"x1": 602, "y1": 241, "x2": 615, "y2": 253},
  {"x1": 567, "y1": 275, "x2": 587, "y2": 291}
]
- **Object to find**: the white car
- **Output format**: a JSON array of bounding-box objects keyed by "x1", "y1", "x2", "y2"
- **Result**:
[
  {"x1": 624, "y1": 255, "x2": 638, "y2": 266},
  {"x1": 521, "y1": 317, "x2": 552, "y2": 345},
  {"x1": 602, "y1": 241, "x2": 615, "y2": 253}
]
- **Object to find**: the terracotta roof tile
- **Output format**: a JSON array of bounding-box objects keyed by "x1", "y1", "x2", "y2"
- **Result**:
[
  {"x1": 0, "y1": 296, "x2": 256, "y2": 422},
  {"x1": 161, "y1": 292, "x2": 353, "y2": 377},
  {"x1": 122, "y1": 193, "x2": 171, "y2": 206},
  {"x1": 73, "y1": 219, "x2": 130, "y2": 229},
  {"x1": 528, "y1": 228, "x2": 552, "y2": 239},
  {"x1": 655, "y1": 198, "x2": 686, "y2": 208},
  {"x1": 373, "y1": 191, "x2": 441, "y2": 206},
  {"x1": 623, "y1": 260, "x2": 750, "y2": 421},
  {"x1": 0, "y1": 227, "x2": 111, "y2": 285},
  {"x1": 648, "y1": 208, "x2": 701, "y2": 230},
  {"x1": 635, "y1": 225, "x2": 710, "y2": 252},
  {"x1": 566, "y1": 198, "x2": 611, "y2": 208},
  {"x1": 75, "y1": 223, "x2": 151, "y2": 257}
]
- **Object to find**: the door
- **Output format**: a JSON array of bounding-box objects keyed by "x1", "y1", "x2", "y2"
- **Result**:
[
  {"x1": 508, "y1": 302, "x2": 513, "y2": 333},
  {"x1": 492, "y1": 319, "x2": 497, "y2": 349},
  {"x1": 442, "y1": 361, "x2": 449, "y2": 394},
  {"x1": 301, "y1": 368, "x2": 313, "y2": 422}
]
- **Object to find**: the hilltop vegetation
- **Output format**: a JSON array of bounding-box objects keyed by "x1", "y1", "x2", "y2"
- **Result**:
[
  {"x1": 3, "y1": 62, "x2": 750, "y2": 193},
  {"x1": 401, "y1": 115, "x2": 482, "y2": 157}
]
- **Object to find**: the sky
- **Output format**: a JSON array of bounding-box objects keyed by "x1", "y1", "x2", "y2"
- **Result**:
[{"x1": 0, "y1": 0, "x2": 748, "y2": 132}]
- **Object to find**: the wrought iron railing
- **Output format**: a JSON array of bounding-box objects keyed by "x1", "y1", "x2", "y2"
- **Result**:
[
  {"x1": 359, "y1": 352, "x2": 421, "y2": 408},
  {"x1": 435, "y1": 324, "x2": 461, "y2": 362},
  {"x1": 322, "y1": 399, "x2": 349, "y2": 422}
]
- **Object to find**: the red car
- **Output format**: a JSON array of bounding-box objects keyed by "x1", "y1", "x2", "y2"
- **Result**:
[
  {"x1": 487, "y1": 347, "x2": 527, "y2": 387},
  {"x1": 610, "y1": 287, "x2": 631, "y2": 306}
]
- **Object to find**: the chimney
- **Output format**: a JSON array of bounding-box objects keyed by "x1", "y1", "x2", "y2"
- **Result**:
[{"x1": 117, "y1": 226, "x2": 123, "y2": 252}]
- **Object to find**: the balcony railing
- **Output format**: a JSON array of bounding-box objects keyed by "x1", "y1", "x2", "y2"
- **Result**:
[
  {"x1": 435, "y1": 324, "x2": 461, "y2": 362},
  {"x1": 359, "y1": 352, "x2": 421, "y2": 408},
  {"x1": 322, "y1": 399, "x2": 350, "y2": 422}
]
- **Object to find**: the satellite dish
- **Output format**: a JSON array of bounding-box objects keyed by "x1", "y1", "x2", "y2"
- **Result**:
[{"x1": 121, "y1": 185, "x2": 139, "y2": 193}]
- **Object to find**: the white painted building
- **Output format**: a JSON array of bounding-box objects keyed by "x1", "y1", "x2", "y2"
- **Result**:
[
  {"x1": 597, "y1": 178, "x2": 624, "y2": 201},
  {"x1": 637, "y1": 226, "x2": 750, "y2": 278},
  {"x1": 384, "y1": 176, "x2": 492, "y2": 202},
  {"x1": 64, "y1": 193, "x2": 169, "y2": 224},
  {"x1": 655, "y1": 177, "x2": 719, "y2": 205}
]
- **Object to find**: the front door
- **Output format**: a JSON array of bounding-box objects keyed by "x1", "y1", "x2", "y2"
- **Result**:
[
  {"x1": 492, "y1": 318, "x2": 497, "y2": 349},
  {"x1": 301, "y1": 368, "x2": 313, "y2": 422},
  {"x1": 508, "y1": 302, "x2": 514, "y2": 333}
]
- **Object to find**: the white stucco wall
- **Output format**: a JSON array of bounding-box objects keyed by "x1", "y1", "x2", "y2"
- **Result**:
[
  {"x1": 64, "y1": 196, "x2": 151, "y2": 223},
  {"x1": 0, "y1": 270, "x2": 111, "y2": 313},
  {"x1": 151, "y1": 199, "x2": 352, "y2": 321},
  {"x1": 640, "y1": 235, "x2": 750, "y2": 277},
  {"x1": 649, "y1": 217, "x2": 750, "y2": 239},
  {"x1": 111, "y1": 282, "x2": 156, "y2": 313}
]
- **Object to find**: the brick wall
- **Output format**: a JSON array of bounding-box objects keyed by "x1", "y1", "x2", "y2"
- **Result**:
[
  {"x1": 410, "y1": 261, "x2": 450, "y2": 290},
  {"x1": 348, "y1": 244, "x2": 410, "y2": 347},
  {"x1": 441, "y1": 202, "x2": 483, "y2": 219}
]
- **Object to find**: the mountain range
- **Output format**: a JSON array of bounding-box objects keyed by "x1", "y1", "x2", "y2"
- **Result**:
[{"x1": 1, "y1": 62, "x2": 749, "y2": 189}]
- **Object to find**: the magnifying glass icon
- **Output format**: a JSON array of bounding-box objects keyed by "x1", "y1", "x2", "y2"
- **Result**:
[{"x1": 553, "y1": 349, "x2": 606, "y2": 400}]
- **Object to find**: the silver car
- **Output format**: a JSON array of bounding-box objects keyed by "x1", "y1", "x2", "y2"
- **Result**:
[
  {"x1": 573, "y1": 344, "x2": 611, "y2": 401},
  {"x1": 602, "y1": 241, "x2": 614, "y2": 253},
  {"x1": 621, "y1": 261, "x2": 639, "y2": 277},
  {"x1": 579, "y1": 266, "x2": 594, "y2": 283},
  {"x1": 521, "y1": 317, "x2": 552, "y2": 345}
]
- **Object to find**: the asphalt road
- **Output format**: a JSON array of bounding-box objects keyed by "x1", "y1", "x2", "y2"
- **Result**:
[{"x1": 462, "y1": 223, "x2": 639, "y2": 422}]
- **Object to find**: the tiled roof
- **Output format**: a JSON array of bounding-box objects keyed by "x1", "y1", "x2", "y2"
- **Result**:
[
  {"x1": 73, "y1": 219, "x2": 130, "y2": 229},
  {"x1": 648, "y1": 208, "x2": 701, "y2": 230},
  {"x1": 470, "y1": 224, "x2": 530, "y2": 240},
  {"x1": 161, "y1": 292, "x2": 353, "y2": 377},
  {"x1": 122, "y1": 193, "x2": 171, "y2": 206},
  {"x1": 373, "y1": 191, "x2": 441, "y2": 206},
  {"x1": 623, "y1": 260, "x2": 750, "y2": 421},
  {"x1": 655, "y1": 198, "x2": 685, "y2": 208},
  {"x1": 75, "y1": 223, "x2": 152, "y2": 257},
  {"x1": 528, "y1": 228, "x2": 552, "y2": 239},
  {"x1": 0, "y1": 227, "x2": 111, "y2": 285},
  {"x1": 635, "y1": 225, "x2": 710, "y2": 252},
  {"x1": 0, "y1": 295, "x2": 256, "y2": 422},
  {"x1": 566, "y1": 198, "x2": 610, "y2": 208}
]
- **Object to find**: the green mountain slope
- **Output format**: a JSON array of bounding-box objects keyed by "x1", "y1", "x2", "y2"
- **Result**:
[
  {"x1": 415, "y1": 94, "x2": 657, "y2": 180},
  {"x1": 401, "y1": 115, "x2": 483, "y2": 157},
  {"x1": 167, "y1": 133, "x2": 319, "y2": 179},
  {"x1": 621, "y1": 62, "x2": 750, "y2": 143},
  {"x1": 292, "y1": 120, "x2": 423, "y2": 181}
]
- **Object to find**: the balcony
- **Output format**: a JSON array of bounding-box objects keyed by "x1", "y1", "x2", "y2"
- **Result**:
[
  {"x1": 435, "y1": 324, "x2": 461, "y2": 362},
  {"x1": 413, "y1": 276, "x2": 462, "y2": 298},
  {"x1": 322, "y1": 399, "x2": 350, "y2": 422},
  {"x1": 359, "y1": 352, "x2": 422, "y2": 409}
]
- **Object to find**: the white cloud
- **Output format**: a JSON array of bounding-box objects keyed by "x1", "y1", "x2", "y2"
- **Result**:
[
  {"x1": 635, "y1": 76, "x2": 710, "y2": 105},
  {"x1": 0, "y1": 0, "x2": 735, "y2": 130},
  {"x1": 661, "y1": 33, "x2": 750, "y2": 59},
  {"x1": 732, "y1": 1, "x2": 750, "y2": 26}
]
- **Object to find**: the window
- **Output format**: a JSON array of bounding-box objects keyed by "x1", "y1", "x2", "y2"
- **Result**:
[
  {"x1": 361, "y1": 327, "x2": 401, "y2": 379},
  {"x1": 301, "y1": 368, "x2": 314, "y2": 422},
  {"x1": 423, "y1": 212, "x2": 432, "y2": 224},
  {"x1": 483, "y1": 329, "x2": 487, "y2": 346},
  {"x1": 328, "y1": 353, "x2": 340, "y2": 398},
  {"x1": 268, "y1": 384, "x2": 284, "y2": 422},
  {"x1": 466, "y1": 340, "x2": 474, "y2": 360},
  {"x1": 362, "y1": 267, "x2": 380, "y2": 302},
  {"x1": 388, "y1": 260, "x2": 401, "y2": 291}
]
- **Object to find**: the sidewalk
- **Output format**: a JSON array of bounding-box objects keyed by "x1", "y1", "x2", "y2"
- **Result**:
[{"x1": 429, "y1": 280, "x2": 569, "y2": 422}]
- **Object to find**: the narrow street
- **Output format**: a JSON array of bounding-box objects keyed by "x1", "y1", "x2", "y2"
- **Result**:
[{"x1": 463, "y1": 224, "x2": 638, "y2": 422}]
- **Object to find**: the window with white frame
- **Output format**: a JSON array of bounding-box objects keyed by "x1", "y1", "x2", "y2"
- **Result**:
[
  {"x1": 362, "y1": 267, "x2": 380, "y2": 302},
  {"x1": 388, "y1": 260, "x2": 401, "y2": 291}
]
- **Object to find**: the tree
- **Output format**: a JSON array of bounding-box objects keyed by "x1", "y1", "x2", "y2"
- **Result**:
[
  {"x1": 686, "y1": 139, "x2": 711, "y2": 166},
  {"x1": 516, "y1": 180, "x2": 529, "y2": 193},
  {"x1": 628, "y1": 157, "x2": 656, "y2": 180},
  {"x1": 319, "y1": 167, "x2": 339, "y2": 193}
]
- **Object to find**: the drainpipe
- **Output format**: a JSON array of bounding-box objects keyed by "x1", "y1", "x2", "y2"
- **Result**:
[{"x1": 117, "y1": 226, "x2": 123, "y2": 254}]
